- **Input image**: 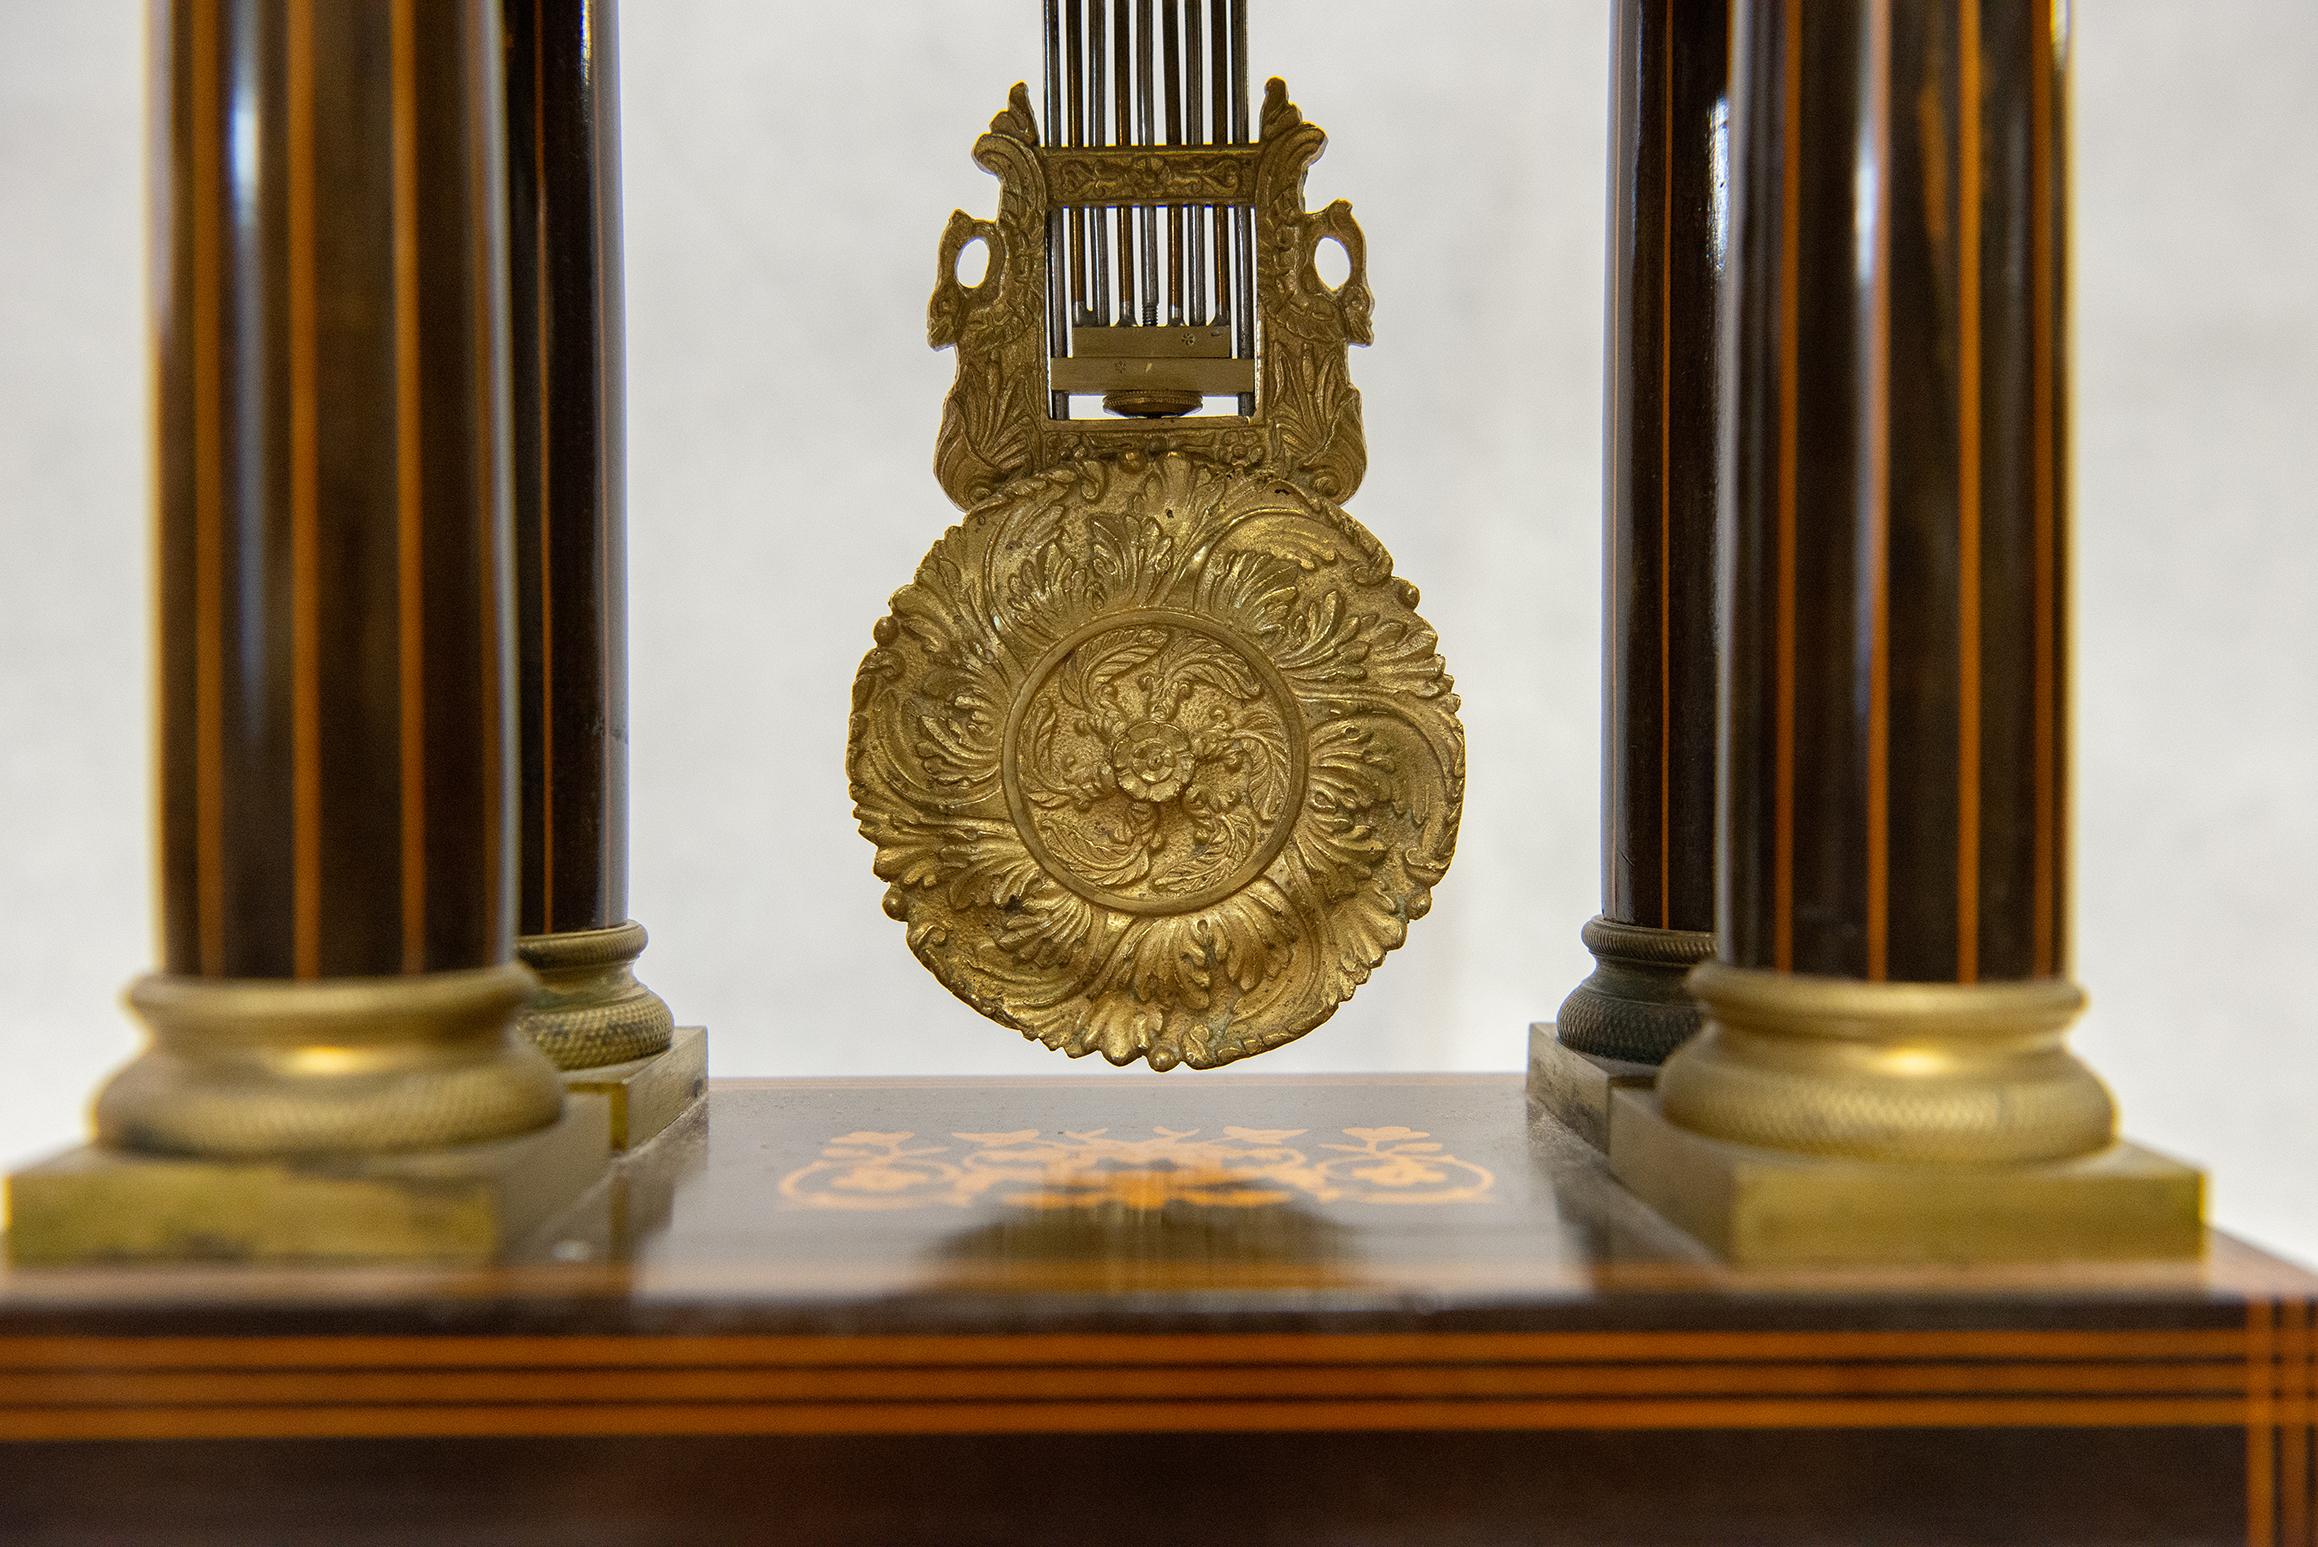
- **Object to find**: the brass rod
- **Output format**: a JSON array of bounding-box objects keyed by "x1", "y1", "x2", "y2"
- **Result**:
[
  {"x1": 1043, "y1": 0, "x2": 1070, "y2": 414},
  {"x1": 1162, "y1": 0, "x2": 1184, "y2": 326},
  {"x1": 1136, "y1": 0, "x2": 1159, "y2": 324},
  {"x1": 1209, "y1": 0, "x2": 1233, "y2": 336},
  {"x1": 1065, "y1": 0, "x2": 1088, "y2": 326},
  {"x1": 1088, "y1": 0, "x2": 1111, "y2": 323},
  {"x1": 1229, "y1": 0, "x2": 1254, "y2": 405},
  {"x1": 1112, "y1": 0, "x2": 1136, "y2": 326},
  {"x1": 1183, "y1": 0, "x2": 1206, "y2": 327}
]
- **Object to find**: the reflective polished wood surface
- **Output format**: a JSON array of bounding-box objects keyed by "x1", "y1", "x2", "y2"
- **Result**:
[
  {"x1": 153, "y1": 0, "x2": 516, "y2": 982},
  {"x1": 0, "y1": 1076, "x2": 2309, "y2": 1543},
  {"x1": 1720, "y1": 0, "x2": 2071, "y2": 984}
]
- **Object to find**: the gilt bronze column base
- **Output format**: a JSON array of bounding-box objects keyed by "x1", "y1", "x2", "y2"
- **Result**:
[
  {"x1": 514, "y1": 922, "x2": 699, "y2": 1150},
  {"x1": 515, "y1": 920, "x2": 676, "y2": 1070},
  {"x1": 91, "y1": 965, "x2": 566, "y2": 1158},
  {"x1": 8, "y1": 963, "x2": 605, "y2": 1265},
  {"x1": 523, "y1": 1095, "x2": 710, "y2": 1263},
  {"x1": 1660, "y1": 964, "x2": 2116, "y2": 1165},
  {"x1": 1554, "y1": 917, "x2": 1714, "y2": 1065},
  {"x1": 1534, "y1": 918, "x2": 1711, "y2": 1146},
  {"x1": 1608, "y1": 1087, "x2": 2202, "y2": 1266},
  {"x1": 1609, "y1": 963, "x2": 2204, "y2": 1263},
  {"x1": 563, "y1": 1024, "x2": 708, "y2": 1151},
  {"x1": 1526, "y1": 1021, "x2": 1655, "y2": 1150},
  {"x1": 7, "y1": 1095, "x2": 609, "y2": 1266}
]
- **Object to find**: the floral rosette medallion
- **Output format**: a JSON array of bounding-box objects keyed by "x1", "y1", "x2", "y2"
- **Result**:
[{"x1": 848, "y1": 57, "x2": 1464, "y2": 1070}]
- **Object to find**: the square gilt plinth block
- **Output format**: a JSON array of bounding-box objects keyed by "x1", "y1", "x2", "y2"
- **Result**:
[
  {"x1": 563, "y1": 1024, "x2": 707, "y2": 1151},
  {"x1": 5, "y1": 1097, "x2": 610, "y2": 1267},
  {"x1": 1608, "y1": 1087, "x2": 2205, "y2": 1267},
  {"x1": 1525, "y1": 1019, "x2": 1656, "y2": 1150}
]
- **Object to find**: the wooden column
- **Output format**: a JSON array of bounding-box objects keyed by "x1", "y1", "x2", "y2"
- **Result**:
[
  {"x1": 1713, "y1": 0, "x2": 2072, "y2": 993},
  {"x1": 92, "y1": 0, "x2": 562, "y2": 1158},
  {"x1": 1599, "y1": 1, "x2": 2195, "y2": 1266},
  {"x1": 1653, "y1": 0, "x2": 2111, "y2": 1165},
  {"x1": 500, "y1": 0, "x2": 675, "y2": 1074},
  {"x1": 1614, "y1": 3, "x2": 2199, "y2": 1263},
  {"x1": 1552, "y1": 0, "x2": 1728, "y2": 1071}
]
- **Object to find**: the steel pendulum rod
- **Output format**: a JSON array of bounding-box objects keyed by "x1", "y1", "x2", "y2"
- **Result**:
[
  {"x1": 1113, "y1": 0, "x2": 1135, "y2": 327},
  {"x1": 1184, "y1": 0, "x2": 1207, "y2": 328},
  {"x1": 1209, "y1": 0, "x2": 1233, "y2": 338},
  {"x1": 1136, "y1": 0, "x2": 1159, "y2": 324},
  {"x1": 1088, "y1": 0, "x2": 1112, "y2": 324},
  {"x1": 1229, "y1": 0, "x2": 1254, "y2": 411},
  {"x1": 1162, "y1": 0, "x2": 1184, "y2": 326},
  {"x1": 1044, "y1": 0, "x2": 1070, "y2": 415},
  {"x1": 1065, "y1": 0, "x2": 1088, "y2": 329}
]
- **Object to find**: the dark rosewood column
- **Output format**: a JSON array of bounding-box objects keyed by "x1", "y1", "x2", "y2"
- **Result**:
[
  {"x1": 1657, "y1": 0, "x2": 2111, "y2": 1164},
  {"x1": 94, "y1": 0, "x2": 562, "y2": 1156},
  {"x1": 500, "y1": 0, "x2": 674, "y2": 1072},
  {"x1": 1552, "y1": 0, "x2": 1728, "y2": 1070}
]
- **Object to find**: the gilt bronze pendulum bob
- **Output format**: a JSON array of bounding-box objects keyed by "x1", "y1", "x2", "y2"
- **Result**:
[{"x1": 849, "y1": 1, "x2": 1464, "y2": 1071}]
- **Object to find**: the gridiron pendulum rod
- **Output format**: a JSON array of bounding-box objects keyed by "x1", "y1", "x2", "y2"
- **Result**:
[
  {"x1": 1161, "y1": 0, "x2": 1184, "y2": 324},
  {"x1": 1209, "y1": 0, "x2": 1233, "y2": 336},
  {"x1": 1113, "y1": 0, "x2": 1135, "y2": 326},
  {"x1": 1229, "y1": 0, "x2": 1254, "y2": 411},
  {"x1": 1137, "y1": 0, "x2": 1159, "y2": 323},
  {"x1": 1183, "y1": 0, "x2": 1206, "y2": 327},
  {"x1": 1065, "y1": 0, "x2": 1088, "y2": 327},
  {"x1": 1044, "y1": 0, "x2": 1070, "y2": 414},
  {"x1": 1088, "y1": 0, "x2": 1111, "y2": 324}
]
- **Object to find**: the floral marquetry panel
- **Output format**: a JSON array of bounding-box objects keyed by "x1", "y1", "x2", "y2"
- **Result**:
[
  {"x1": 780, "y1": 1126, "x2": 1495, "y2": 1211},
  {"x1": 849, "y1": 453, "x2": 1462, "y2": 1071}
]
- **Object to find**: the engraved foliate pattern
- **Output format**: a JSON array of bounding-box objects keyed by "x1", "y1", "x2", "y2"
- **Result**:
[{"x1": 849, "y1": 454, "x2": 1462, "y2": 1070}]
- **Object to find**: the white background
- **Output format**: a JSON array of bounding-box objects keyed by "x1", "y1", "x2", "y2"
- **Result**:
[{"x1": 1, "y1": 2, "x2": 2311, "y2": 1262}]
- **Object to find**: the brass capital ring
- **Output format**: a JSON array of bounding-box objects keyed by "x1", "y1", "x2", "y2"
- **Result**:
[
  {"x1": 126, "y1": 962, "x2": 538, "y2": 1052},
  {"x1": 1581, "y1": 916, "x2": 1715, "y2": 971},
  {"x1": 98, "y1": 963, "x2": 563, "y2": 1158},
  {"x1": 515, "y1": 920, "x2": 675, "y2": 1071},
  {"x1": 517, "y1": 919, "x2": 650, "y2": 973},
  {"x1": 1662, "y1": 963, "x2": 2113, "y2": 1165},
  {"x1": 1687, "y1": 961, "x2": 2087, "y2": 1045}
]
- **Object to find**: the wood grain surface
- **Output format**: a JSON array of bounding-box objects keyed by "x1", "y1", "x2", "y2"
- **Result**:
[{"x1": 0, "y1": 1077, "x2": 2308, "y2": 1543}]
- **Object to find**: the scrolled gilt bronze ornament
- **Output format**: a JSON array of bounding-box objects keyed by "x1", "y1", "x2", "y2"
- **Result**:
[{"x1": 848, "y1": 2, "x2": 1463, "y2": 1070}]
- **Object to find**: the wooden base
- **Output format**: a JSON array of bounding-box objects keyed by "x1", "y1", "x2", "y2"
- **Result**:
[
  {"x1": 1525, "y1": 1019, "x2": 1655, "y2": 1148},
  {"x1": 563, "y1": 1024, "x2": 707, "y2": 1151},
  {"x1": 5, "y1": 1096, "x2": 609, "y2": 1266},
  {"x1": 0, "y1": 1075, "x2": 2296, "y2": 1544},
  {"x1": 1609, "y1": 1085, "x2": 2206, "y2": 1266}
]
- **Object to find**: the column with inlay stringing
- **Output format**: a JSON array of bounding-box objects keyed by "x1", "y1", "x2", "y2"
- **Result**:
[
  {"x1": 500, "y1": 0, "x2": 702, "y2": 1150},
  {"x1": 1608, "y1": 0, "x2": 2201, "y2": 1264},
  {"x1": 8, "y1": 0, "x2": 606, "y2": 1264},
  {"x1": 1533, "y1": 0, "x2": 1729, "y2": 1146}
]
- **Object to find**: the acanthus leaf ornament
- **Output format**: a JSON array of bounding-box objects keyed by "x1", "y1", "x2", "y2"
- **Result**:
[{"x1": 850, "y1": 47, "x2": 1463, "y2": 1072}]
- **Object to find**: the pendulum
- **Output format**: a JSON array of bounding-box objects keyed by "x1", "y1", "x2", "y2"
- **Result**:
[{"x1": 848, "y1": 1, "x2": 1465, "y2": 1070}]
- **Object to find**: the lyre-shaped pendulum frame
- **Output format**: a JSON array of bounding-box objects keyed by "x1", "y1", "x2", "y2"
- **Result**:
[
  {"x1": 852, "y1": 0, "x2": 1463, "y2": 1071},
  {"x1": 933, "y1": 0, "x2": 1373, "y2": 505}
]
